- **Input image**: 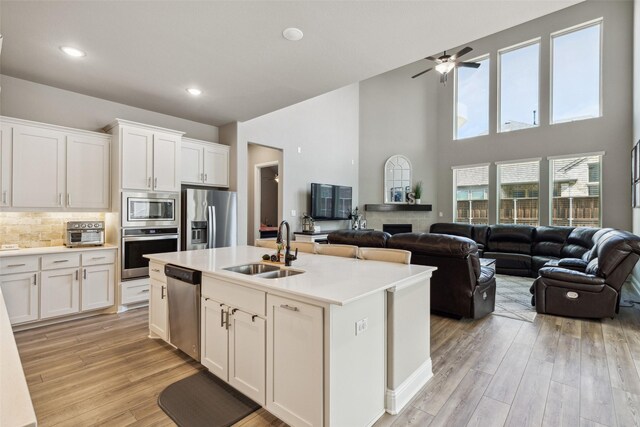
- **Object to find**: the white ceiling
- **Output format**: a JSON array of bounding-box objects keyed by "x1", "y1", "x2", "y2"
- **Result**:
[{"x1": 0, "y1": 1, "x2": 582, "y2": 127}]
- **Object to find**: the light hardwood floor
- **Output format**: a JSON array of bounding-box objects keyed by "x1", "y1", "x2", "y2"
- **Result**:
[{"x1": 14, "y1": 285, "x2": 640, "y2": 426}]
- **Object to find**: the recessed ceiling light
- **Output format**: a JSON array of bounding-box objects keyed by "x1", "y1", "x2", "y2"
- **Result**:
[
  {"x1": 186, "y1": 88, "x2": 202, "y2": 96},
  {"x1": 60, "y1": 46, "x2": 86, "y2": 57},
  {"x1": 282, "y1": 28, "x2": 303, "y2": 41}
]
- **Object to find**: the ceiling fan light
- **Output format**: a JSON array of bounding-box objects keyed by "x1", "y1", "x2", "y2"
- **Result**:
[{"x1": 435, "y1": 62, "x2": 455, "y2": 75}]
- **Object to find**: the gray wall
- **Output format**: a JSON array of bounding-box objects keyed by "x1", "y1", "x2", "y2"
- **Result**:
[
  {"x1": 236, "y1": 84, "x2": 359, "y2": 244},
  {"x1": 0, "y1": 75, "x2": 219, "y2": 141},
  {"x1": 434, "y1": 1, "x2": 633, "y2": 230},
  {"x1": 359, "y1": 61, "x2": 439, "y2": 232},
  {"x1": 247, "y1": 144, "x2": 282, "y2": 244}
]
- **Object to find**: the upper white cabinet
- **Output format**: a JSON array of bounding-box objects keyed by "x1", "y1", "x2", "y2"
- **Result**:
[
  {"x1": 0, "y1": 116, "x2": 111, "y2": 211},
  {"x1": 67, "y1": 133, "x2": 110, "y2": 209},
  {"x1": 108, "y1": 119, "x2": 183, "y2": 193},
  {"x1": 181, "y1": 138, "x2": 229, "y2": 188},
  {"x1": 12, "y1": 124, "x2": 66, "y2": 208}
]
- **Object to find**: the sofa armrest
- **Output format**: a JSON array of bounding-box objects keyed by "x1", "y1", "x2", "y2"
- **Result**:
[
  {"x1": 557, "y1": 258, "x2": 588, "y2": 271},
  {"x1": 538, "y1": 267, "x2": 605, "y2": 286}
]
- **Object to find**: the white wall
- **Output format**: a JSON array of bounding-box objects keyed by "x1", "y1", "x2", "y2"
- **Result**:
[
  {"x1": 236, "y1": 84, "x2": 360, "y2": 244},
  {"x1": 433, "y1": 1, "x2": 632, "y2": 230},
  {"x1": 359, "y1": 62, "x2": 439, "y2": 232},
  {"x1": 632, "y1": 0, "x2": 640, "y2": 288},
  {"x1": 0, "y1": 75, "x2": 219, "y2": 141}
]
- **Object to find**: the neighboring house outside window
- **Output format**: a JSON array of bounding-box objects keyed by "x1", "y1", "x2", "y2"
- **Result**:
[
  {"x1": 453, "y1": 165, "x2": 489, "y2": 224},
  {"x1": 497, "y1": 160, "x2": 540, "y2": 226}
]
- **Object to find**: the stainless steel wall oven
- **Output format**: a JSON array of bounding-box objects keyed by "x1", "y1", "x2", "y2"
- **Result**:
[{"x1": 121, "y1": 227, "x2": 179, "y2": 280}]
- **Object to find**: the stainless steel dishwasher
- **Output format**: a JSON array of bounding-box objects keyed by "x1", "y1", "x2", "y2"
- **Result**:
[{"x1": 165, "y1": 264, "x2": 202, "y2": 361}]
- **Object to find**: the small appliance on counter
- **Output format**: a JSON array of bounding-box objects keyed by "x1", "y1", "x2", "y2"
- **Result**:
[{"x1": 64, "y1": 221, "x2": 105, "y2": 247}]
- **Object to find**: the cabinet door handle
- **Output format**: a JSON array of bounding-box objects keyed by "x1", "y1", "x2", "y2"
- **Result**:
[
  {"x1": 75, "y1": 270, "x2": 79, "y2": 280},
  {"x1": 58, "y1": 193, "x2": 63, "y2": 206},
  {"x1": 280, "y1": 304, "x2": 299, "y2": 312},
  {"x1": 53, "y1": 259, "x2": 69, "y2": 263},
  {"x1": 161, "y1": 285, "x2": 165, "y2": 299},
  {"x1": 220, "y1": 307, "x2": 226, "y2": 328},
  {"x1": 200, "y1": 173, "x2": 204, "y2": 182},
  {"x1": 67, "y1": 193, "x2": 71, "y2": 206},
  {"x1": 204, "y1": 173, "x2": 208, "y2": 181},
  {"x1": 225, "y1": 309, "x2": 230, "y2": 330},
  {"x1": 32, "y1": 273, "x2": 37, "y2": 286},
  {"x1": 154, "y1": 177, "x2": 158, "y2": 188},
  {"x1": 7, "y1": 263, "x2": 26, "y2": 267},
  {"x1": 148, "y1": 177, "x2": 152, "y2": 188},
  {"x1": 2, "y1": 190, "x2": 6, "y2": 205},
  {"x1": 83, "y1": 268, "x2": 87, "y2": 279}
]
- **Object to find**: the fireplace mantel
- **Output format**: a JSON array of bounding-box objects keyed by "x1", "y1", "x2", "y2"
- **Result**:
[{"x1": 364, "y1": 204, "x2": 432, "y2": 212}]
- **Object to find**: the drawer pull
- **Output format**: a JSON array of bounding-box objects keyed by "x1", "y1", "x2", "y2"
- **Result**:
[
  {"x1": 7, "y1": 263, "x2": 26, "y2": 267},
  {"x1": 140, "y1": 289, "x2": 149, "y2": 293},
  {"x1": 91, "y1": 256, "x2": 106, "y2": 260},
  {"x1": 151, "y1": 268, "x2": 160, "y2": 272},
  {"x1": 280, "y1": 304, "x2": 299, "y2": 312},
  {"x1": 53, "y1": 260, "x2": 69, "y2": 263}
]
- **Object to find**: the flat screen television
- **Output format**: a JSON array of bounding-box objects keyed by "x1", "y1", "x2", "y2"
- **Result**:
[{"x1": 310, "y1": 183, "x2": 352, "y2": 220}]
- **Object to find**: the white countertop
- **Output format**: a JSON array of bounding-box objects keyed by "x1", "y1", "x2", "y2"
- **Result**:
[
  {"x1": 145, "y1": 246, "x2": 436, "y2": 306},
  {"x1": 0, "y1": 287, "x2": 37, "y2": 427},
  {"x1": 0, "y1": 244, "x2": 117, "y2": 258}
]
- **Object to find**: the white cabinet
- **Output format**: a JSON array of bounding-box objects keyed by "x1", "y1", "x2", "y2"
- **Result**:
[
  {"x1": 12, "y1": 124, "x2": 65, "y2": 208},
  {"x1": 111, "y1": 120, "x2": 183, "y2": 192},
  {"x1": 0, "y1": 123, "x2": 12, "y2": 207},
  {"x1": 266, "y1": 294, "x2": 324, "y2": 427},
  {"x1": 0, "y1": 117, "x2": 111, "y2": 211},
  {"x1": 81, "y1": 264, "x2": 115, "y2": 311},
  {"x1": 0, "y1": 272, "x2": 38, "y2": 324},
  {"x1": 181, "y1": 138, "x2": 229, "y2": 187},
  {"x1": 149, "y1": 278, "x2": 168, "y2": 340},
  {"x1": 201, "y1": 277, "x2": 266, "y2": 405},
  {"x1": 66, "y1": 134, "x2": 110, "y2": 209},
  {"x1": 40, "y1": 267, "x2": 80, "y2": 319}
]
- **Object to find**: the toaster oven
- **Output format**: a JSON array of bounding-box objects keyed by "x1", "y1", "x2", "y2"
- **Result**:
[{"x1": 64, "y1": 221, "x2": 105, "y2": 247}]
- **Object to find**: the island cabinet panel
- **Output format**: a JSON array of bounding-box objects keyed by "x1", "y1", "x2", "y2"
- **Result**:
[
  {"x1": 266, "y1": 294, "x2": 323, "y2": 427},
  {"x1": 201, "y1": 298, "x2": 228, "y2": 380},
  {"x1": 202, "y1": 276, "x2": 265, "y2": 316},
  {"x1": 229, "y1": 308, "x2": 266, "y2": 405},
  {"x1": 149, "y1": 278, "x2": 168, "y2": 340}
]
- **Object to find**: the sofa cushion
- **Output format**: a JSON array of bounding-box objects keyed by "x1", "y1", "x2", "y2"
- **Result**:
[
  {"x1": 429, "y1": 223, "x2": 474, "y2": 240},
  {"x1": 478, "y1": 266, "x2": 495, "y2": 285},
  {"x1": 532, "y1": 226, "x2": 572, "y2": 257},
  {"x1": 327, "y1": 230, "x2": 390, "y2": 248},
  {"x1": 561, "y1": 227, "x2": 598, "y2": 258},
  {"x1": 388, "y1": 233, "x2": 477, "y2": 259},
  {"x1": 472, "y1": 225, "x2": 489, "y2": 247},
  {"x1": 532, "y1": 255, "x2": 559, "y2": 274},
  {"x1": 483, "y1": 252, "x2": 531, "y2": 271},
  {"x1": 487, "y1": 225, "x2": 535, "y2": 254}
]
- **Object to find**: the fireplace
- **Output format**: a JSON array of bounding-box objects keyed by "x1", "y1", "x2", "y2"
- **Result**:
[{"x1": 383, "y1": 224, "x2": 413, "y2": 235}]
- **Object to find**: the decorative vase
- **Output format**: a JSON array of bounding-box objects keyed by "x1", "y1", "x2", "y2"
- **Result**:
[{"x1": 416, "y1": 199, "x2": 421, "y2": 204}]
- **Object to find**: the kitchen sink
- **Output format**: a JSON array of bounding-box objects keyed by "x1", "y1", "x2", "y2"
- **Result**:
[
  {"x1": 223, "y1": 263, "x2": 280, "y2": 275},
  {"x1": 255, "y1": 269, "x2": 304, "y2": 279}
]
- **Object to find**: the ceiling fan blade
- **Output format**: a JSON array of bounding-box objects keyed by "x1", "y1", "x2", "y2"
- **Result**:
[
  {"x1": 425, "y1": 56, "x2": 439, "y2": 62},
  {"x1": 411, "y1": 68, "x2": 433, "y2": 79},
  {"x1": 451, "y1": 46, "x2": 473, "y2": 60},
  {"x1": 458, "y1": 62, "x2": 481, "y2": 69}
]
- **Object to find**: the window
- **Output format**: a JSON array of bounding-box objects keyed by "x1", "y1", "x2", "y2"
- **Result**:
[
  {"x1": 551, "y1": 20, "x2": 602, "y2": 124},
  {"x1": 497, "y1": 160, "x2": 540, "y2": 226},
  {"x1": 499, "y1": 40, "x2": 540, "y2": 132},
  {"x1": 550, "y1": 154, "x2": 602, "y2": 227},
  {"x1": 455, "y1": 56, "x2": 490, "y2": 140},
  {"x1": 454, "y1": 165, "x2": 489, "y2": 224}
]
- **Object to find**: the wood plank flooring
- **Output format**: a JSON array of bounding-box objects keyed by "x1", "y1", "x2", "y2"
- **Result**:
[{"x1": 14, "y1": 283, "x2": 640, "y2": 426}]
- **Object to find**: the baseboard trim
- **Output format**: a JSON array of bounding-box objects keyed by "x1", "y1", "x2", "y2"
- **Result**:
[{"x1": 385, "y1": 358, "x2": 433, "y2": 415}]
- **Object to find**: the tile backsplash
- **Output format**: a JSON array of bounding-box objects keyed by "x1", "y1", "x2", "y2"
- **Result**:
[{"x1": 0, "y1": 212, "x2": 105, "y2": 248}]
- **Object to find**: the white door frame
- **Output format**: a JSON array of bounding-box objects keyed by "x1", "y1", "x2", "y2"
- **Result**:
[{"x1": 254, "y1": 161, "x2": 280, "y2": 243}]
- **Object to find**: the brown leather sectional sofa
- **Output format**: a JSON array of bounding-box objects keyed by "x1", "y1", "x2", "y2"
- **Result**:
[{"x1": 328, "y1": 230, "x2": 496, "y2": 319}]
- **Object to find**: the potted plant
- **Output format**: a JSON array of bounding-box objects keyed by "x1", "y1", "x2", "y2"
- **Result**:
[{"x1": 414, "y1": 181, "x2": 423, "y2": 204}]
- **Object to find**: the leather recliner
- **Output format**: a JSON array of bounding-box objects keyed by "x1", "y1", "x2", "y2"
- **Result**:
[
  {"x1": 532, "y1": 230, "x2": 640, "y2": 319},
  {"x1": 388, "y1": 233, "x2": 496, "y2": 319}
]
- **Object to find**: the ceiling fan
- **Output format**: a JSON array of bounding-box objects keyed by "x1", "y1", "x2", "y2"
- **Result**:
[{"x1": 411, "y1": 46, "x2": 481, "y2": 84}]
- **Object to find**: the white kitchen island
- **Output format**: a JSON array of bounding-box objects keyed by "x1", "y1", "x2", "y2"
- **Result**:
[{"x1": 145, "y1": 246, "x2": 435, "y2": 427}]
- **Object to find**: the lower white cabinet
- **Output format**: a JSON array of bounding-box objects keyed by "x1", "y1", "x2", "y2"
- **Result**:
[
  {"x1": 202, "y1": 298, "x2": 228, "y2": 379},
  {"x1": 266, "y1": 294, "x2": 324, "y2": 427},
  {"x1": 0, "y1": 271, "x2": 38, "y2": 324},
  {"x1": 149, "y1": 278, "x2": 168, "y2": 340},
  {"x1": 41, "y1": 267, "x2": 80, "y2": 319},
  {"x1": 82, "y1": 264, "x2": 115, "y2": 311}
]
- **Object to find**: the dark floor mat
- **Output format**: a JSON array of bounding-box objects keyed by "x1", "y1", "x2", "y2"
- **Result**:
[{"x1": 158, "y1": 370, "x2": 260, "y2": 427}]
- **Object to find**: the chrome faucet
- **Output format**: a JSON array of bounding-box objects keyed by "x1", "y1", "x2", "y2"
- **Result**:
[{"x1": 276, "y1": 220, "x2": 298, "y2": 266}]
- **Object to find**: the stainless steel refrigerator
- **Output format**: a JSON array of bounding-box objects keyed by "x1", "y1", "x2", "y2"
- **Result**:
[{"x1": 181, "y1": 187, "x2": 238, "y2": 251}]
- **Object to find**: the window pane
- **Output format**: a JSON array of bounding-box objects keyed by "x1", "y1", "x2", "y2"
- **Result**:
[
  {"x1": 498, "y1": 161, "x2": 540, "y2": 226},
  {"x1": 454, "y1": 165, "x2": 489, "y2": 224},
  {"x1": 456, "y1": 57, "x2": 489, "y2": 140},
  {"x1": 499, "y1": 42, "x2": 539, "y2": 132},
  {"x1": 552, "y1": 22, "x2": 601, "y2": 123},
  {"x1": 551, "y1": 155, "x2": 601, "y2": 227}
]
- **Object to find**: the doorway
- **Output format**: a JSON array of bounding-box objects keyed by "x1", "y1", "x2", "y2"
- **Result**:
[{"x1": 248, "y1": 144, "x2": 283, "y2": 245}]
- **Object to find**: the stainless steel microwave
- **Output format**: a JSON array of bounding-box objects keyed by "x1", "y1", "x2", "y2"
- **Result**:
[{"x1": 122, "y1": 191, "x2": 179, "y2": 228}]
